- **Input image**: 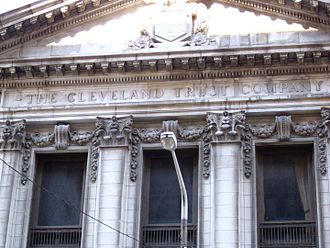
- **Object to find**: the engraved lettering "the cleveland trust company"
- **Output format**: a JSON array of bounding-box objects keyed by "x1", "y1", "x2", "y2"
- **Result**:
[{"x1": 4, "y1": 80, "x2": 326, "y2": 107}]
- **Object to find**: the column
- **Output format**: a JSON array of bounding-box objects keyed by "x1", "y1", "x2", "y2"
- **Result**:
[
  {"x1": 83, "y1": 116, "x2": 133, "y2": 248},
  {"x1": 207, "y1": 111, "x2": 246, "y2": 248},
  {"x1": 213, "y1": 143, "x2": 240, "y2": 248},
  {"x1": 0, "y1": 120, "x2": 25, "y2": 248}
]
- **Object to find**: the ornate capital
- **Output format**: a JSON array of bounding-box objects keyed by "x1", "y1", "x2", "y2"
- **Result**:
[
  {"x1": 0, "y1": 120, "x2": 26, "y2": 150},
  {"x1": 207, "y1": 111, "x2": 246, "y2": 141},
  {"x1": 95, "y1": 116, "x2": 133, "y2": 146}
]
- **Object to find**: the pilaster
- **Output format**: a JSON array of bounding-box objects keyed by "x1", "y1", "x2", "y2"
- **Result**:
[{"x1": 0, "y1": 120, "x2": 25, "y2": 248}]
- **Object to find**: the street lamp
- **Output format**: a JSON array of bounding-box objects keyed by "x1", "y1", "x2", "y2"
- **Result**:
[{"x1": 160, "y1": 131, "x2": 188, "y2": 248}]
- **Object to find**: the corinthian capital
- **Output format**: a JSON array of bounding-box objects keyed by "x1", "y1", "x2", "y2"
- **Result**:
[
  {"x1": 0, "y1": 120, "x2": 26, "y2": 150},
  {"x1": 95, "y1": 116, "x2": 133, "y2": 146}
]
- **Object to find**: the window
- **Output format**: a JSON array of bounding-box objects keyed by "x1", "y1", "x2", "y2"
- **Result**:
[
  {"x1": 257, "y1": 146, "x2": 317, "y2": 248},
  {"x1": 29, "y1": 153, "x2": 86, "y2": 248},
  {"x1": 141, "y1": 149, "x2": 198, "y2": 247}
]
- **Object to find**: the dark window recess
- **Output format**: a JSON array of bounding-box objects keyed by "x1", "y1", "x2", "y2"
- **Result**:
[
  {"x1": 29, "y1": 153, "x2": 86, "y2": 248},
  {"x1": 257, "y1": 146, "x2": 317, "y2": 248},
  {"x1": 141, "y1": 149, "x2": 198, "y2": 248},
  {"x1": 263, "y1": 156, "x2": 305, "y2": 221}
]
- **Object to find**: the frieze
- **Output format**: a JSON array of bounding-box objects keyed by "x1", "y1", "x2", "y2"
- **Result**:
[
  {"x1": 4, "y1": 79, "x2": 327, "y2": 109},
  {"x1": 291, "y1": 122, "x2": 317, "y2": 136},
  {"x1": 250, "y1": 124, "x2": 275, "y2": 138}
]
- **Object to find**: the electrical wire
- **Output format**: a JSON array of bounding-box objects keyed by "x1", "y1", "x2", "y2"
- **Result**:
[{"x1": 0, "y1": 156, "x2": 140, "y2": 243}]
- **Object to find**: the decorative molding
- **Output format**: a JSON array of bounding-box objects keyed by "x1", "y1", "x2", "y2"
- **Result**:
[
  {"x1": 291, "y1": 121, "x2": 317, "y2": 136},
  {"x1": 241, "y1": 124, "x2": 253, "y2": 178},
  {"x1": 129, "y1": 119, "x2": 212, "y2": 181},
  {"x1": 1, "y1": 49, "x2": 329, "y2": 83},
  {"x1": 0, "y1": 0, "x2": 140, "y2": 53},
  {"x1": 90, "y1": 135, "x2": 101, "y2": 183},
  {"x1": 250, "y1": 123, "x2": 275, "y2": 138},
  {"x1": 0, "y1": 120, "x2": 26, "y2": 150},
  {"x1": 317, "y1": 107, "x2": 330, "y2": 175},
  {"x1": 216, "y1": 0, "x2": 330, "y2": 30},
  {"x1": 129, "y1": 127, "x2": 162, "y2": 182}
]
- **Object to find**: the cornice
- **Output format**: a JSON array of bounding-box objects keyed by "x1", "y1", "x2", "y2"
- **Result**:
[
  {"x1": 0, "y1": 0, "x2": 329, "y2": 54},
  {"x1": 0, "y1": 47, "x2": 329, "y2": 88},
  {"x1": 0, "y1": 0, "x2": 141, "y2": 53}
]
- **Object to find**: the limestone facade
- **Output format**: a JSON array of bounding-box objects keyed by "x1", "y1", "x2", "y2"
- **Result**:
[{"x1": 1, "y1": 0, "x2": 330, "y2": 247}]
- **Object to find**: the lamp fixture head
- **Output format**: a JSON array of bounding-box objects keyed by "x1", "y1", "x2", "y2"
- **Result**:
[{"x1": 160, "y1": 131, "x2": 177, "y2": 151}]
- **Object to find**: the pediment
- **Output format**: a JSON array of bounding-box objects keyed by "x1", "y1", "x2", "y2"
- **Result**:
[{"x1": 0, "y1": 0, "x2": 329, "y2": 56}]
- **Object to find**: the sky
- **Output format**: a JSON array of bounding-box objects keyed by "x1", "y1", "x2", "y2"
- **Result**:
[{"x1": 0, "y1": 0, "x2": 39, "y2": 14}]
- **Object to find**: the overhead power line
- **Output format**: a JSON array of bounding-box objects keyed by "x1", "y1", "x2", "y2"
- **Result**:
[{"x1": 0, "y1": 157, "x2": 139, "y2": 243}]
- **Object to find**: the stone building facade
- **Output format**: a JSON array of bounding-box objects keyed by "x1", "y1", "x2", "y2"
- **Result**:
[{"x1": 1, "y1": 0, "x2": 330, "y2": 247}]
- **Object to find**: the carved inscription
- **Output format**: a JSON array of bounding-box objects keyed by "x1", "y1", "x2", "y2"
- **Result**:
[{"x1": 4, "y1": 80, "x2": 327, "y2": 108}]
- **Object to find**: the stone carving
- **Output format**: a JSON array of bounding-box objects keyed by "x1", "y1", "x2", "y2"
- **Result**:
[
  {"x1": 317, "y1": 108, "x2": 330, "y2": 175},
  {"x1": 241, "y1": 125, "x2": 253, "y2": 178},
  {"x1": 292, "y1": 122, "x2": 317, "y2": 136},
  {"x1": 188, "y1": 20, "x2": 215, "y2": 46},
  {"x1": 90, "y1": 136, "x2": 101, "y2": 183},
  {"x1": 128, "y1": 29, "x2": 155, "y2": 49},
  {"x1": 94, "y1": 116, "x2": 133, "y2": 145},
  {"x1": 250, "y1": 124, "x2": 275, "y2": 138},
  {"x1": 0, "y1": 120, "x2": 26, "y2": 150},
  {"x1": 21, "y1": 135, "x2": 32, "y2": 185},
  {"x1": 54, "y1": 124, "x2": 70, "y2": 150},
  {"x1": 202, "y1": 128, "x2": 212, "y2": 178},
  {"x1": 70, "y1": 131, "x2": 93, "y2": 145},
  {"x1": 32, "y1": 132, "x2": 55, "y2": 147},
  {"x1": 207, "y1": 111, "x2": 246, "y2": 139},
  {"x1": 129, "y1": 119, "x2": 212, "y2": 181},
  {"x1": 91, "y1": 116, "x2": 133, "y2": 182},
  {"x1": 129, "y1": 127, "x2": 162, "y2": 181},
  {"x1": 275, "y1": 115, "x2": 292, "y2": 141},
  {"x1": 178, "y1": 126, "x2": 204, "y2": 141}
]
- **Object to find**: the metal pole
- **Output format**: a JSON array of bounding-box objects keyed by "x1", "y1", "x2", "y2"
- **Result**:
[{"x1": 171, "y1": 150, "x2": 188, "y2": 248}]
